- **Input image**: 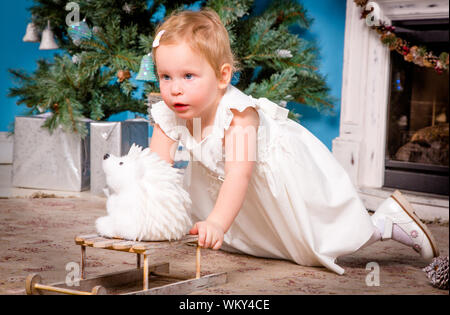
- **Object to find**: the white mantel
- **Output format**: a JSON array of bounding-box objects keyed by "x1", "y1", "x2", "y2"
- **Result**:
[{"x1": 332, "y1": 0, "x2": 449, "y2": 220}]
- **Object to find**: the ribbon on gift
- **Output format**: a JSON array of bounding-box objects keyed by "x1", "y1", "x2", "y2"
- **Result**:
[{"x1": 253, "y1": 97, "x2": 289, "y2": 121}]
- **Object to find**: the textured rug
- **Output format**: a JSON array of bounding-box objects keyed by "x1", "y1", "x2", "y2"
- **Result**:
[{"x1": 0, "y1": 196, "x2": 448, "y2": 295}]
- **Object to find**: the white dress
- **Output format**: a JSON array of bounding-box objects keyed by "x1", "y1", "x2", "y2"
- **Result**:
[{"x1": 151, "y1": 85, "x2": 375, "y2": 275}]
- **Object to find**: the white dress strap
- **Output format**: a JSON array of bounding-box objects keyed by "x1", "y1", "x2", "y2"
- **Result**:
[
  {"x1": 218, "y1": 86, "x2": 290, "y2": 135},
  {"x1": 253, "y1": 97, "x2": 289, "y2": 121},
  {"x1": 217, "y1": 85, "x2": 258, "y2": 137},
  {"x1": 149, "y1": 101, "x2": 182, "y2": 141}
]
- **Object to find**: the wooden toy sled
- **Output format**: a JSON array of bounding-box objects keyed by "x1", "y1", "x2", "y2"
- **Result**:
[{"x1": 25, "y1": 234, "x2": 227, "y2": 295}]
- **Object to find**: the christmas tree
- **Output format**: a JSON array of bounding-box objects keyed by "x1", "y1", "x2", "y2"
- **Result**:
[{"x1": 9, "y1": 0, "x2": 335, "y2": 137}]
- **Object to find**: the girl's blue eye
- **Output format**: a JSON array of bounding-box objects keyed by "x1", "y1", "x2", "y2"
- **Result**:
[
  {"x1": 185, "y1": 73, "x2": 194, "y2": 80},
  {"x1": 162, "y1": 75, "x2": 170, "y2": 80}
]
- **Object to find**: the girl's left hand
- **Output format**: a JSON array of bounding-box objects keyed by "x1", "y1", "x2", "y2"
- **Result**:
[{"x1": 189, "y1": 220, "x2": 224, "y2": 250}]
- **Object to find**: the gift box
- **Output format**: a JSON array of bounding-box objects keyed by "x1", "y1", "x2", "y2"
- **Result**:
[
  {"x1": 12, "y1": 115, "x2": 91, "y2": 191},
  {"x1": 90, "y1": 120, "x2": 149, "y2": 195}
]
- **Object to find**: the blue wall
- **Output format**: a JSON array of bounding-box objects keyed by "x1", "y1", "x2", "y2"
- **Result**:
[
  {"x1": 1, "y1": 0, "x2": 346, "y2": 150},
  {"x1": 295, "y1": 0, "x2": 346, "y2": 150},
  {"x1": 0, "y1": 0, "x2": 61, "y2": 132}
]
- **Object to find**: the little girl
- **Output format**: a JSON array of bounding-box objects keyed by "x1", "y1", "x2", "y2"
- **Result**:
[{"x1": 149, "y1": 8, "x2": 440, "y2": 275}]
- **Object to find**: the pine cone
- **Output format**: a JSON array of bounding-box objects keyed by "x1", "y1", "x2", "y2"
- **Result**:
[
  {"x1": 117, "y1": 70, "x2": 131, "y2": 83},
  {"x1": 423, "y1": 256, "x2": 449, "y2": 290}
]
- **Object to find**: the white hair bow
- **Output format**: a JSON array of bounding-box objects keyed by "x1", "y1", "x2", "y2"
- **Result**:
[{"x1": 152, "y1": 30, "x2": 166, "y2": 48}]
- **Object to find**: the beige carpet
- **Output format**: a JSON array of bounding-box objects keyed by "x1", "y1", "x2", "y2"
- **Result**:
[{"x1": 0, "y1": 196, "x2": 448, "y2": 295}]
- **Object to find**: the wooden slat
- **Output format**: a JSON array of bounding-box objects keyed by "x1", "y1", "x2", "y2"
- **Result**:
[
  {"x1": 92, "y1": 239, "x2": 124, "y2": 249},
  {"x1": 125, "y1": 235, "x2": 197, "y2": 253},
  {"x1": 150, "y1": 271, "x2": 190, "y2": 281},
  {"x1": 33, "y1": 283, "x2": 101, "y2": 295},
  {"x1": 75, "y1": 234, "x2": 99, "y2": 245},
  {"x1": 84, "y1": 237, "x2": 108, "y2": 246},
  {"x1": 26, "y1": 263, "x2": 171, "y2": 295},
  {"x1": 130, "y1": 244, "x2": 151, "y2": 253},
  {"x1": 132, "y1": 235, "x2": 199, "y2": 251},
  {"x1": 131, "y1": 241, "x2": 169, "y2": 252},
  {"x1": 125, "y1": 272, "x2": 227, "y2": 295},
  {"x1": 196, "y1": 246, "x2": 201, "y2": 279},
  {"x1": 80, "y1": 246, "x2": 86, "y2": 280},
  {"x1": 76, "y1": 234, "x2": 198, "y2": 252},
  {"x1": 143, "y1": 254, "x2": 149, "y2": 290},
  {"x1": 179, "y1": 235, "x2": 199, "y2": 243},
  {"x1": 112, "y1": 241, "x2": 136, "y2": 250}
]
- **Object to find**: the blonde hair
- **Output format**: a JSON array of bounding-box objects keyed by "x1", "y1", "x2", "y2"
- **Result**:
[{"x1": 152, "y1": 8, "x2": 238, "y2": 79}]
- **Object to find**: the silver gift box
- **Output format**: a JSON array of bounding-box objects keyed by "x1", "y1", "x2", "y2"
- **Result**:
[
  {"x1": 12, "y1": 115, "x2": 90, "y2": 191},
  {"x1": 90, "y1": 120, "x2": 149, "y2": 195}
]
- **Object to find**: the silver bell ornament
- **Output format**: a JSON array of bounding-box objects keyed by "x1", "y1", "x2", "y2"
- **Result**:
[
  {"x1": 136, "y1": 54, "x2": 158, "y2": 82},
  {"x1": 23, "y1": 22, "x2": 40, "y2": 42},
  {"x1": 39, "y1": 21, "x2": 59, "y2": 50}
]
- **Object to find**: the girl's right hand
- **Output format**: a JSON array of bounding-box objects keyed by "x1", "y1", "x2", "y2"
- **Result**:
[{"x1": 189, "y1": 220, "x2": 224, "y2": 250}]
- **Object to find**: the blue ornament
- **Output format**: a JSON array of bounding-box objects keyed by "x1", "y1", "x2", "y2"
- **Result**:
[
  {"x1": 184, "y1": 0, "x2": 205, "y2": 12},
  {"x1": 150, "y1": 4, "x2": 166, "y2": 24},
  {"x1": 67, "y1": 19, "x2": 92, "y2": 45},
  {"x1": 136, "y1": 54, "x2": 158, "y2": 82}
]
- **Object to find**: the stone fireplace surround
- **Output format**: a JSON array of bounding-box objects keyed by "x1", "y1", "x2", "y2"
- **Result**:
[{"x1": 332, "y1": 0, "x2": 449, "y2": 221}]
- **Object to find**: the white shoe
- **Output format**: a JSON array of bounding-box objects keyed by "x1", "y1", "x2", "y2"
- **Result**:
[{"x1": 371, "y1": 190, "x2": 440, "y2": 260}]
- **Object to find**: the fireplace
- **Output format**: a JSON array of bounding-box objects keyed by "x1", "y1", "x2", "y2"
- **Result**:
[
  {"x1": 333, "y1": 0, "x2": 449, "y2": 221},
  {"x1": 384, "y1": 19, "x2": 449, "y2": 196}
]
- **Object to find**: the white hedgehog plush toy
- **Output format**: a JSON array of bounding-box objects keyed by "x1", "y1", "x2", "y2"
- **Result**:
[{"x1": 95, "y1": 144, "x2": 192, "y2": 241}]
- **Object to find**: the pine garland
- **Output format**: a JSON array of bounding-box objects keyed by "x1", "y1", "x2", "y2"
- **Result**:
[{"x1": 354, "y1": 0, "x2": 449, "y2": 74}]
